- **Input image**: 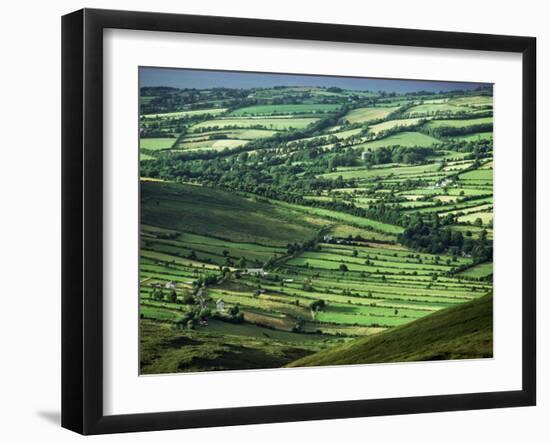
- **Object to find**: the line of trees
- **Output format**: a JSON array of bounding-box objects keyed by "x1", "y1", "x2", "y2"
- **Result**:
[
  {"x1": 419, "y1": 122, "x2": 493, "y2": 138},
  {"x1": 399, "y1": 215, "x2": 492, "y2": 262}
]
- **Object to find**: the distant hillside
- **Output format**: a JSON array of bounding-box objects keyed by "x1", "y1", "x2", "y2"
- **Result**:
[{"x1": 287, "y1": 294, "x2": 493, "y2": 367}]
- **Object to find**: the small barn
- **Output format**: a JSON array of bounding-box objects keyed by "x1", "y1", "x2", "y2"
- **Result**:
[
  {"x1": 216, "y1": 299, "x2": 226, "y2": 313},
  {"x1": 246, "y1": 268, "x2": 268, "y2": 277}
]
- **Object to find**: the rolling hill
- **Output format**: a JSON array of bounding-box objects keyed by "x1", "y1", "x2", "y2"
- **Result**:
[{"x1": 286, "y1": 293, "x2": 493, "y2": 367}]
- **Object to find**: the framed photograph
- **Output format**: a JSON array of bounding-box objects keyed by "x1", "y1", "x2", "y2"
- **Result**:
[{"x1": 62, "y1": 8, "x2": 536, "y2": 435}]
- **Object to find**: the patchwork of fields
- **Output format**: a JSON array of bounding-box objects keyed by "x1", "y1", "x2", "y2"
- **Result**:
[{"x1": 139, "y1": 83, "x2": 494, "y2": 373}]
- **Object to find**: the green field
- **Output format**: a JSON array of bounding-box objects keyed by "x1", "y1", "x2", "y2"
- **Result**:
[
  {"x1": 140, "y1": 138, "x2": 176, "y2": 151},
  {"x1": 369, "y1": 118, "x2": 423, "y2": 134},
  {"x1": 143, "y1": 108, "x2": 228, "y2": 119},
  {"x1": 139, "y1": 77, "x2": 494, "y2": 374},
  {"x1": 458, "y1": 262, "x2": 493, "y2": 279},
  {"x1": 457, "y1": 211, "x2": 493, "y2": 225},
  {"x1": 343, "y1": 107, "x2": 397, "y2": 124},
  {"x1": 190, "y1": 117, "x2": 319, "y2": 131},
  {"x1": 451, "y1": 132, "x2": 493, "y2": 142},
  {"x1": 176, "y1": 138, "x2": 249, "y2": 151},
  {"x1": 425, "y1": 116, "x2": 493, "y2": 129},
  {"x1": 357, "y1": 132, "x2": 441, "y2": 150},
  {"x1": 230, "y1": 103, "x2": 341, "y2": 115},
  {"x1": 140, "y1": 96, "x2": 158, "y2": 104},
  {"x1": 459, "y1": 169, "x2": 493, "y2": 181},
  {"x1": 270, "y1": 199, "x2": 403, "y2": 234},
  {"x1": 182, "y1": 129, "x2": 278, "y2": 141},
  {"x1": 405, "y1": 103, "x2": 472, "y2": 115},
  {"x1": 321, "y1": 162, "x2": 441, "y2": 180},
  {"x1": 448, "y1": 96, "x2": 493, "y2": 107}
]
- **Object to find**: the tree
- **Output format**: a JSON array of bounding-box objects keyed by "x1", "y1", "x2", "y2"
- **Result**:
[
  {"x1": 199, "y1": 308, "x2": 211, "y2": 319},
  {"x1": 292, "y1": 317, "x2": 305, "y2": 332},
  {"x1": 301, "y1": 280, "x2": 313, "y2": 292},
  {"x1": 339, "y1": 263, "x2": 349, "y2": 272},
  {"x1": 182, "y1": 293, "x2": 195, "y2": 305},
  {"x1": 309, "y1": 299, "x2": 326, "y2": 311},
  {"x1": 167, "y1": 290, "x2": 177, "y2": 303},
  {"x1": 352, "y1": 249, "x2": 358, "y2": 257},
  {"x1": 152, "y1": 289, "x2": 164, "y2": 301},
  {"x1": 230, "y1": 304, "x2": 240, "y2": 316}
]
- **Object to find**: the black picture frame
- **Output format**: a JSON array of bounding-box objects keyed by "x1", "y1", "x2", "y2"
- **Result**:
[{"x1": 62, "y1": 8, "x2": 537, "y2": 435}]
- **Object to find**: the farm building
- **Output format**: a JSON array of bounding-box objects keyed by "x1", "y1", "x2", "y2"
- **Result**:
[
  {"x1": 435, "y1": 178, "x2": 452, "y2": 188},
  {"x1": 164, "y1": 281, "x2": 176, "y2": 290},
  {"x1": 245, "y1": 268, "x2": 269, "y2": 277},
  {"x1": 216, "y1": 299, "x2": 226, "y2": 313}
]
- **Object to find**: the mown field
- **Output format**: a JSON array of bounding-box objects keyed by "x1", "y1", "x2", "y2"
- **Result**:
[
  {"x1": 139, "y1": 83, "x2": 494, "y2": 373},
  {"x1": 190, "y1": 117, "x2": 320, "y2": 131},
  {"x1": 230, "y1": 103, "x2": 342, "y2": 116}
]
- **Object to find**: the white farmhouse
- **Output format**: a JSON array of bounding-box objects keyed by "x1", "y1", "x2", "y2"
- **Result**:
[
  {"x1": 246, "y1": 268, "x2": 268, "y2": 277},
  {"x1": 216, "y1": 299, "x2": 226, "y2": 313},
  {"x1": 164, "y1": 281, "x2": 176, "y2": 290}
]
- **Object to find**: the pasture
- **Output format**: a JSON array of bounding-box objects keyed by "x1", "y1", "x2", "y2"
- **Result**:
[
  {"x1": 357, "y1": 131, "x2": 441, "y2": 150},
  {"x1": 425, "y1": 116, "x2": 493, "y2": 129},
  {"x1": 458, "y1": 262, "x2": 493, "y2": 279},
  {"x1": 230, "y1": 103, "x2": 341, "y2": 115},
  {"x1": 181, "y1": 129, "x2": 278, "y2": 142},
  {"x1": 368, "y1": 118, "x2": 424, "y2": 134},
  {"x1": 405, "y1": 103, "x2": 471, "y2": 115},
  {"x1": 176, "y1": 138, "x2": 248, "y2": 151},
  {"x1": 321, "y1": 162, "x2": 441, "y2": 180},
  {"x1": 343, "y1": 107, "x2": 397, "y2": 124},
  {"x1": 190, "y1": 117, "x2": 319, "y2": 131},
  {"x1": 448, "y1": 96, "x2": 493, "y2": 107},
  {"x1": 140, "y1": 138, "x2": 175, "y2": 151},
  {"x1": 451, "y1": 132, "x2": 493, "y2": 142},
  {"x1": 142, "y1": 108, "x2": 228, "y2": 119}
]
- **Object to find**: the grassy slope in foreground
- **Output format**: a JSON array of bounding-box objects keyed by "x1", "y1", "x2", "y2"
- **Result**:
[{"x1": 287, "y1": 293, "x2": 493, "y2": 367}]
